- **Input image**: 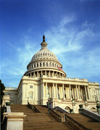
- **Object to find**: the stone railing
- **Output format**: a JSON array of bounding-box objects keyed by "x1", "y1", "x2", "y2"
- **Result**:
[
  {"x1": 79, "y1": 108, "x2": 100, "y2": 122},
  {"x1": 66, "y1": 77, "x2": 87, "y2": 81},
  {"x1": 89, "y1": 82, "x2": 99, "y2": 84},
  {"x1": 5, "y1": 87, "x2": 17, "y2": 90},
  {"x1": 65, "y1": 115, "x2": 89, "y2": 130},
  {"x1": 50, "y1": 109, "x2": 61, "y2": 122},
  {"x1": 54, "y1": 106, "x2": 70, "y2": 113}
]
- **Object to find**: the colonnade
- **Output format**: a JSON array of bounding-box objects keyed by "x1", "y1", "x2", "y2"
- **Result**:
[
  {"x1": 27, "y1": 70, "x2": 66, "y2": 78},
  {"x1": 41, "y1": 83, "x2": 90, "y2": 101}
]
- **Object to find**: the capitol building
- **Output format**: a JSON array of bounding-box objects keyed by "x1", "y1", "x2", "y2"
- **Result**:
[{"x1": 4, "y1": 35, "x2": 100, "y2": 113}]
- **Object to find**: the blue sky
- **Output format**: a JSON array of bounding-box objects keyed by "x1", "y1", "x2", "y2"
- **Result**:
[{"x1": 0, "y1": 0, "x2": 100, "y2": 87}]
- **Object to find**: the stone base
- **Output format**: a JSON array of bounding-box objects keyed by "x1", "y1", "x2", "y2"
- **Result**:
[{"x1": 4, "y1": 112, "x2": 26, "y2": 130}]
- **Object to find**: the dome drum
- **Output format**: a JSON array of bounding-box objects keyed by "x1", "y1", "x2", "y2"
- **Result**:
[
  {"x1": 27, "y1": 60, "x2": 63, "y2": 71},
  {"x1": 24, "y1": 69, "x2": 66, "y2": 78}
]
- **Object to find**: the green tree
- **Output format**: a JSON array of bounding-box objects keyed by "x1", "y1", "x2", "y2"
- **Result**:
[{"x1": 0, "y1": 80, "x2": 5, "y2": 105}]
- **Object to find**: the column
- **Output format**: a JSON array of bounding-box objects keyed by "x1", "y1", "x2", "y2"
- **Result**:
[
  {"x1": 34, "y1": 72, "x2": 36, "y2": 77},
  {"x1": 75, "y1": 85, "x2": 78, "y2": 100},
  {"x1": 56, "y1": 83, "x2": 57, "y2": 98},
  {"x1": 69, "y1": 84, "x2": 71, "y2": 100},
  {"x1": 53, "y1": 71, "x2": 54, "y2": 76},
  {"x1": 41, "y1": 71, "x2": 43, "y2": 76},
  {"x1": 87, "y1": 86, "x2": 89, "y2": 100},
  {"x1": 45, "y1": 83, "x2": 47, "y2": 98},
  {"x1": 62, "y1": 84, "x2": 64, "y2": 99},
  {"x1": 49, "y1": 71, "x2": 50, "y2": 77},
  {"x1": 30, "y1": 73, "x2": 32, "y2": 77},
  {"x1": 38, "y1": 63, "x2": 39, "y2": 67},
  {"x1": 41, "y1": 83, "x2": 44, "y2": 99},
  {"x1": 78, "y1": 85, "x2": 81, "y2": 99},
  {"x1": 85, "y1": 86, "x2": 87, "y2": 100},
  {"x1": 98, "y1": 89, "x2": 100, "y2": 101},
  {"x1": 37, "y1": 71, "x2": 39, "y2": 77},
  {"x1": 53, "y1": 83, "x2": 54, "y2": 98},
  {"x1": 22, "y1": 84, "x2": 25, "y2": 100}
]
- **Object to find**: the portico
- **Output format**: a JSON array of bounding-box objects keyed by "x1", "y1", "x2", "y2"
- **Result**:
[{"x1": 40, "y1": 81, "x2": 90, "y2": 104}]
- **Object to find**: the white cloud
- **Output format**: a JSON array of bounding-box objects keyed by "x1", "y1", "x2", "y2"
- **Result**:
[
  {"x1": 60, "y1": 15, "x2": 76, "y2": 27},
  {"x1": 75, "y1": 28, "x2": 95, "y2": 41},
  {"x1": 8, "y1": 43, "x2": 21, "y2": 51},
  {"x1": 45, "y1": 16, "x2": 82, "y2": 56},
  {"x1": 81, "y1": 21, "x2": 95, "y2": 29}
]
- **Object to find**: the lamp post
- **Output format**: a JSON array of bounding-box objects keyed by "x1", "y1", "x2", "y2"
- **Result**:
[
  {"x1": 48, "y1": 99, "x2": 50, "y2": 113},
  {"x1": 84, "y1": 95, "x2": 86, "y2": 101},
  {"x1": 96, "y1": 100, "x2": 100, "y2": 115},
  {"x1": 71, "y1": 99, "x2": 76, "y2": 113}
]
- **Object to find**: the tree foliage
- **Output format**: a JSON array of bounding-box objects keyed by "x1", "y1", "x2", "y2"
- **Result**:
[{"x1": 0, "y1": 80, "x2": 5, "y2": 104}]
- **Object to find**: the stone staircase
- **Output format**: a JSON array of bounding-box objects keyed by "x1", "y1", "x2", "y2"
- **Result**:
[
  {"x1": 11, "y1": 105, "x2": 72, "y2": 130},
  {"x1": 67, "y1": 113, "x2": 100, "y2": 130},
  {"x1": 53, "y1": 108, "x2": 100, "y2": 130}
]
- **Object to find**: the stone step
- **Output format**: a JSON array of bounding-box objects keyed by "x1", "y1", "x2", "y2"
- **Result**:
[
  {"x1": 24, "y1": 128, "x2": 71, "y2": 130},
  {"x1": 34, "y1": 105, "x2": 48, "y2": 113},
  {"x1": 24, "y1": 122, "x2": 71, "y2": 130}
]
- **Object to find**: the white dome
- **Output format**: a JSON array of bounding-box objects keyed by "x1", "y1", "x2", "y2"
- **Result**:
[
  {"x1": 24, "y1": 35, "x2": 66, "y2": 78},
  {"x1": 31, "y1": 48, "x2": 58, "y2": 61}
]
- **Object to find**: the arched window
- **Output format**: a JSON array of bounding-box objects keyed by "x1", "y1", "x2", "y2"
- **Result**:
[
  {"x1": 43, "y1": 62, "x2": 45, "y2": 66},
  {"x1": 49, "y1": 63, "x2": 51, "y2": 66},
  {"x1": 40, "y1": 62, "x2": 42, "y2": 67},
  {"x1": 52, "y1": 63, "x2": 54, "y2": 67},
  {"x1": 34, "y1": 63, "x2": 36, "y2": 68},
  {"x1": 46, "y1": 62, "x2": 48, "y2": 66}
]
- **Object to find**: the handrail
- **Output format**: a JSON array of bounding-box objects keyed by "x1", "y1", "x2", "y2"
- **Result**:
[
  {"x1": 54, "y1": 106, "x2": 70, "y2": 113},
  {"x1": 28, "y1": 102, "x2": 40, "y2": 113},
  {"x1": 66, "y1": 115, "x2": 89, "y2": 130},
  {"x1": 34, "y1": 106, "x2": 41, "y2": 113},
  {"x1": 79, "y1": 108, "x2": 100, "y2": 122},
  {"x1": 50, "y1": 109, "x2": 61, "y2": 122}
]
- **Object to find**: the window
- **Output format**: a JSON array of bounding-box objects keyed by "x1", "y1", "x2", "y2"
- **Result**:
[
  {"x1": 30, "y1": 86, "x2": 33, "y2": 88},
  {"x1": 52, "y1": 63, "x2": 54, "y2": 67},
  {"x1": 43, "y1": 62, "x2": 45, "y2": 66},
  {"x1": 40, "y1": 62, "x2": 42, "y2": 67},
  {"x1": 46, "y1": 62, "x2": 48, "y2": 66},
  {"x1": 34, "y1": 63, "x2": 36, "y2": 68}
]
